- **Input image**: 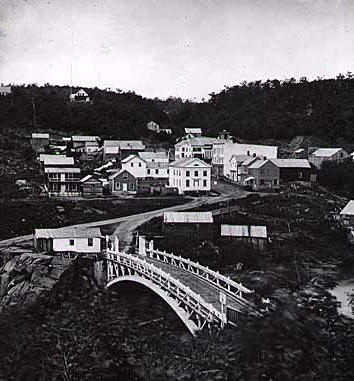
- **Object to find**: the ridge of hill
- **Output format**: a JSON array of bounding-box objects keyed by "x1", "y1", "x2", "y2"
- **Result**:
[{"x1": 1, "y1": 74, "x2": 354, "y2": 146}]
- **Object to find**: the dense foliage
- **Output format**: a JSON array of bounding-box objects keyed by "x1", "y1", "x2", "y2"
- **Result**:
[{"x1": 2, "y1": 73, "x2": 354, "y2": 145}]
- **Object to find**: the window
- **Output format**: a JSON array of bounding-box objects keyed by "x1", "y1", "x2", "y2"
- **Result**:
[
  {"x1": 247, "y1": 150, "x2": 250, "y2": 155},
  {"x1": 274, "y1": 179, "x2": 278, "y2": 185},
  {"x1": 129, "y1": 182, "x2": 135, "y2": 190},
  {"x1": 186, "y1": 179, "x2": 190, "y2": 187},
  {"x1": 181, "y1": 153, "x2": 184, "y2": 158},
  {"x1": 298, "y1": 171, "x2": 303, "y2": 179},
  {"x1": 139, "y1": 162, "x2": 142, "y2": 167},
  {"x1": 88, "y1": 238, "x2": 93, "y2": 246},
  {"x1": 123, "y1": 173, "x2": 128, "y2": 180},
  {"x1": 131, "y1": 162, "x2": 134, "y2": 167},
  {"x1": 340, "y1": 152, "x2": 344, "y2": 158},
  {"x1": 167, "y1": 169, "x2": 169, "y2": 174},
  {"x1": 203, "y1": 179, "x2": 207, "y2": 187},
  {"x1": 260, "y1": 179, "x2": 265, "y2": 185},
  {"x1": 69, "y1": 239, "x2": 74, "y2": 246},
  {"x1": 203, "y1": 170, "x2": 207, "y2": 176},
  {"x1": 115, "y1": 182, "x2": 120, "y2": 190},
  {"x1": 147, "y1": 169, "x2": 151, "y2": 175},
  {"x1": 152, "y1": 159, "x2": 155, "y2": 162},
  {"x1": 186, "y1": 170, "x2": 190, "y2": 177},
  {"x1": 194, "y1": 170, "x2": 199, "y2": 177},
  {"x1": 155, "y1": 169, "x2": 159, "y2": 174}
]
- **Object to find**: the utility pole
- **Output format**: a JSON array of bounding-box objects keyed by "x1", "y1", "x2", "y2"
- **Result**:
[{"x1": 32, "y1": 96, "x2": 36, "y2": 129}]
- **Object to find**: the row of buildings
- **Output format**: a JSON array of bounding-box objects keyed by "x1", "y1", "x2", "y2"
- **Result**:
[{"x1": 31, "y1": 127, "x2": 352, "y2": 197}]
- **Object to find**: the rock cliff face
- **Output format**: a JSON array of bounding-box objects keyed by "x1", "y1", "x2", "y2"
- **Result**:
[{"x1": 0, "y1": 245, "x2": 73, "y2": 312}]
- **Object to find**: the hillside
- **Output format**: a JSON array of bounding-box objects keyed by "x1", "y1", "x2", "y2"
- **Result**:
[{"x1": 1, "y1": 74, "x2": 354, "y2": 145}]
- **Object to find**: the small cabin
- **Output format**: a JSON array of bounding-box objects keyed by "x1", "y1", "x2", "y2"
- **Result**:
[
  {"x1": 34, "y1": 227, "x2": 103, "y2": 255},
  {"x1": 163, "y1": 211, "x2": 215, "y2": 240},
  {"x1": 80, "y1": 175, "x2": 104, "y2": 197},
  {"x1": 109, "y1": 169, "x2": 138, "y2": 194},
  {"x1": 220, "y1": 225, "x2": 268, "y2": 252}
]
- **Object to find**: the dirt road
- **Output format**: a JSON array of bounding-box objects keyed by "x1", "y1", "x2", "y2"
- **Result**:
[{"x1": 0, "y1": 184, "x2": 248, "y2": 250}]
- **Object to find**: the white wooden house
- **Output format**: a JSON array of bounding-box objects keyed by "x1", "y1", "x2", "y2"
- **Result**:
[
  {"x1": 70, "y1": 89, "x2": 90, "y2": 103},
  {"x1": 168, "y1": 157, "x2": 211, "y2": 194},
  {"x1": 34, "y1": 227, "x2": 103, "y2": 255}
]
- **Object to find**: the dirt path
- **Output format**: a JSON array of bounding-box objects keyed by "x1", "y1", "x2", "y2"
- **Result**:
[
  {"x1": 0, "y1": 183, "x2": 248, "y2": 250},
  {"x1": 114, "y1": 190, "x2": 248, "y2": 251}
]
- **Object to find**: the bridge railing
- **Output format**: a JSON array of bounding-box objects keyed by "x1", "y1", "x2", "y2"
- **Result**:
[
  {"x1": 146, "y1": 248, "x2": 254, "y2": 304},
  {"x1": 105, "y1": 250, "x2": 224, "y2": 325}
]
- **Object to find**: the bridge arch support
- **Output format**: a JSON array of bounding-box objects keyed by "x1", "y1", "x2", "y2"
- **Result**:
[{"x1": 106, "y1": 276, "x2": 200, "y2": 335}]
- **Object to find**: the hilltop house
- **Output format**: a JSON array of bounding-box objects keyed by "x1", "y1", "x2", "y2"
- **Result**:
[
  {"x1": 168, "y1": 157, "x2": 211, "y2": 195},
  {"x1": 103, "y1": 140, "x2": 145, "y2": 161},
  {"x1": 308, "y1": 148, "x2": 349, "y2": 169},
  {"x1": 0, "y1": 84, "x2": 11, "y2": 96},
  {"x1": 147, "y1": 121, "x2": 160, "y2": 132},
  {"x1": 34, "y1": 227, "x2": 103, "y2": 255},
  {"x1": 70, "y1": 89, "x2": 90, "y2": 103}
]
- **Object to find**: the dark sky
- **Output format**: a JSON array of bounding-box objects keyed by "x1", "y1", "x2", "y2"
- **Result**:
[{"x1": 0, "y1": 0, "x2": 353, "y2": 99}]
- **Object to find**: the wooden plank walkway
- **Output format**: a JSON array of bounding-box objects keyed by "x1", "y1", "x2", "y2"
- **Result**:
[{"x1": 140, "y1": 256, "x2": 248, "y2": 315}]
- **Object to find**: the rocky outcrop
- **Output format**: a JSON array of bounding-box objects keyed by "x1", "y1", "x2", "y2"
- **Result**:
[{"x1": 0, "y1": 245, "x2": 73, "y2": 312}]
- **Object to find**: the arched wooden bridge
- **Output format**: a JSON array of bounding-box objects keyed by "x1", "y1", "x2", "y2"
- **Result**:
[{"x1": 104, "y1": 236, "x2": 261, "y2": 335}]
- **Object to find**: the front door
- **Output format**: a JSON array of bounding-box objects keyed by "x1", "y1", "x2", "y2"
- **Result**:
[{"x1": 123, "y1": 183, "x2": 128, "y2": 192}]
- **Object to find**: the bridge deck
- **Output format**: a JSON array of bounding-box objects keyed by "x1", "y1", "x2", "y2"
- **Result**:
[{"x1": 139, "y1": 256, "x2": 248, "y2": 315}]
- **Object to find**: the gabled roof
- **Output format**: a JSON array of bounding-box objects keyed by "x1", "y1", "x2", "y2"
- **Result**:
[
  {"x1": 139, "y1": 151, "x2": 168, "y2": 161},
  {"x1": 80, "y1": 175, "x2": 104, "y2": 183},
  {"x1": 146, "y1": 162, "x2": 169, "y2": 169},
  {"x1": 294, "y1": 148, "x2": 305, "y2": 154},
  {"x1": 72, "y1": 135, "x2": 100, "y2": 142},
  {"x1": 242, "y1": 156, "x2": 261, "y2": 167},
  {"x1": 164, "y1": 211, "x2": 213, "y2": 224},
  {"x1": 271, "y1": 159, "x2": 311, "y2": 168},
  {"x1": 32, "y1": 133, "x2": 50, "y2": 139},
  {"x1": 229, "y1": 155, "x2": 251, "y2": 163},
  {"x1": 43, "y1": 155, "x2": 75, "y2": 166},
  {"x1": 45, "y1": 167, "x2": 81, "y2": 174},
  {"x1": 340, "y1": 200, "x2": 354, "y2": 216},
  {"x1": 175, "y1": 137, "x2": 218, "y2": 147},
  {"x1": 169, "y1": 157, "x2": 211, "y2": 168},
  {"x1": 185, "y1": 127, "x2": 202, "y2": 134},
  {"x1": 121, "y1": 154, "x2": 145, "y2": 164},
  {"x1": 109, "y1": 168, "x2": 136, "y2": 180},
  {"x1": 311, "y1": 148, "x2": 343, "y2": 157},
  {"x1": 221, "y1": 225, "x2": 267, "y2": 239},
  {"x1": 247, "y1": 159, "x2": 270, "y2": 169},
  {"x1": 35, "y1": 227, "x2": 102, "y2": 239},
  {"x1": 103, "y1": 140, "x2": 145, "y2": 150},
  {"x1": 71, "y1": 89, "x2": 89, "y2": 96}
]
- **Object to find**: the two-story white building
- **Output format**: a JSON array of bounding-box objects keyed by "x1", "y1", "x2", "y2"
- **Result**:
[
  {"x1": 138, "y1": 150, "x2": 169, "y2": 163},
  {"x1": 44, "y1": 167, "x2": 81, "y2": 197},
  {"x1": 223, "y1": 143, "x2": 278, "y2": 178},
  {"x1": 121, "y1": 154, "x2": 147, "y2": 178},
  {"x1": 175, "y1": 137, "x2": 218, "y2": 161},
  {"x1": 168, "y1": 158, "x2": 211, "y2": 195}
]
